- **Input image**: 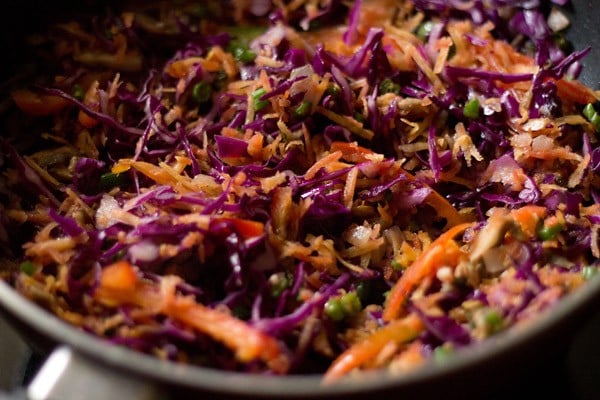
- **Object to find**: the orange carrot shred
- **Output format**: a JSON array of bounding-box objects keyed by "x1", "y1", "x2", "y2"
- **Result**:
[
  {"x1": 95, "y1": 260, "x2": 287, "y2": 372},
  {"x1": 423, "y1": 189, "x2": 467, "y2": 228},
  {"x1": 99, "y1": 260, "x2": 138, "y2": 291},
  {"x1": 323, "y1": 313, "x2": 424, "y2": 383},
  {"x1": 509, "y1": 205, "x2": 547, "y2": 238},
  {"x1": 383, "y1": 222, "x2": 473, "y2": 322},
  {"x1": 11, "y1": 89, "x2": 70, "y2": 116},
  {"x1": 164, "y1": 297, "x2": 284, "y2": 368},
  {"x1": 555, "y1": 78, "x2": 599, "y2": 105},
  {"x1": 216, "y1": 217, "x2": 265, "y2": 239},
  {"x1": 330, "y1": 141, "x2": 379, "y2": 163}
]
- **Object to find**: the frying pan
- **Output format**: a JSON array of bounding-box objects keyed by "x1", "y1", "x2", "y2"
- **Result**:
[{"x1": 1, "y1": 1, "x2": 600, "y2": 399}]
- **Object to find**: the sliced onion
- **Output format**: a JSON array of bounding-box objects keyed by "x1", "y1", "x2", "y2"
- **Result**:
[{"x1": 548, "y1": 7, "x2": 570, "y2": 32}]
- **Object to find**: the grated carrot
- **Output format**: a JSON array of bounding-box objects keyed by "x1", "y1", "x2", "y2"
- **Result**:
[
  {"x1": 383, "y1": 222, "x2": 473, "y2": 321},
  {"x1": 304, "y1": 150, "x2": 343, "y2": 180}
]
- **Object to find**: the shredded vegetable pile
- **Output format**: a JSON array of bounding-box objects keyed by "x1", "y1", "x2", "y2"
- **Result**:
[{"x1": 2, "y1": 0, "x2": 600, "y2": 381}]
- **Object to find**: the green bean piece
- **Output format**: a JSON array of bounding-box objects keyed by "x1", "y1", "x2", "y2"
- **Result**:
[
  {"x1": 340, "y1": 291, "x2": 362, "y2": 317},
  {"x1": 355, "y1": 281, "x2": 372, "y2": 302},
  {"x1": 463, "y1": 98, "x2": 480, "y2": 119},
  {"x1": 583, "y1": 103, "x2": 600, "y2": 130},
  {"x1": 582, "y1": 266, "x2": 598, "y2": 281},
  {"x1": 213, "y1": 71, "x2": 229, "y2": 91},
  {"x1": 326, "y1": 83, "x2": 341, "y2": 97},
  {"x1": 483, "y1": 309, "x2": 504, "y2": 334},
  {"x1": 19, "y1": 261, "x2": 37, "y2": 276},
  {"x1": 433, "y1": 346, "x2": 454, "y2": 364},
  {"x1": 100, "y1": 172, "x2": 128, "y2": 190},
  {"x1": 293, "y1": 101, "x2": 312, "y2": 118},
  {"x1": 379, "y1": 78, "x2": 400, "y2": 95},
  {"x1": 191, "y1": 81, "x2": 212, "y2": 104},
  {"x1": 72, "y1": 84, "x2": 85, "y2": 101},
  {"x1": 324, "y1": 298, "x2": 345, "y2": 321},
  {"x1": 537, "y1": 223, "x2": 564, "y2": 241},
  {"x1": 270, "y1": 273, "x2": 290, "y2": 298},
  {"x1": 391, "y1": 259, "x2": 404, "y2": 271},
  {"x1": 229, "y1": 40, "x2": 257, "y2": 64},
  {"x1": 416, "y1": 21, "x2": 434, "y2": 41},
  {"x1": 252, "y1": 88, "x2": 269, "y2": 111}
]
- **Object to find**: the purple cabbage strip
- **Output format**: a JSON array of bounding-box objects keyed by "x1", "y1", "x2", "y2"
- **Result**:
[
  {"x1": 345, "y1": 28, "x2": 384, "y2": 78},
  {"x1": 48, "y1": 208, "x2": 85, "y2": 237},
  {"x1": 177, "y1": 124, "x2": 201, "y2": 176},
  {"x1": 544, "y1": 190, "x2": 582, "y2": 217},
  {"x1": 215, "y1": 135, "x2": 251, "y2": 158},
  {"x1": 445, "y1": 66, "x2": 533, "y2": 84},
  {"x1": 252, "y1": 273, "x2": 350, "y2": 335},
  {"x1": 40, "y1": 87, "x2": 145, "y2": 137},
  {"x1": 260, "y1": 75, "x2": 308, "y2": 100},
  {"x1": 359, "y1": 173, "x2": 409, "y2": 200},
  {"x1": 513, "y1": 243, "x2": 545, "y2": 291},
  {"x1": 343, "y1": 0, "x2": 362, "y2": 46},
  {"x1": 330, "y1": 65, "x2": 354, "y2": 115},
  {"x1": 123, "y1": 185, "x2": 178, "y2": 211},
  {"x1": 398, "y1": 187, "x2": 433, "y2": 210},
  {"x1": 73, "y1": 158, "x2": 106, "y2": 195},
  {"x1": 412, "y1": 306, "x2": 472, "y2": 347},
  {"x1": 274, "y1": 262, "x2": 306, "y2": 317},
  {"x1": 304, "y1": 193, "x2": 350, "y2": 221}
]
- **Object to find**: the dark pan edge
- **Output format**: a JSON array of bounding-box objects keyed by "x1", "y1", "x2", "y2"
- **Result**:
[
  {"x1": 1, "y1": 1, "x2": 600, "y2": 398},
  {"x1": 1, "y1": 273, "x2": 600, "y2": 399}
]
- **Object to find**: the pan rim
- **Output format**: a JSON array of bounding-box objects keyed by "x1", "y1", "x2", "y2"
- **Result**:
[
  {"x1": 1, "y1": 272, "x2": 599, "y2": 397},
  {"x1": 1, "y1": 0, "x2": 600, "y2": 396}
]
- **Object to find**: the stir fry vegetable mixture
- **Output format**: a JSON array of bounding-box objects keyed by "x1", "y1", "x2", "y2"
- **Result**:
[{"x1": 1, "y1": 0, "x2": 600, "y2": 381}]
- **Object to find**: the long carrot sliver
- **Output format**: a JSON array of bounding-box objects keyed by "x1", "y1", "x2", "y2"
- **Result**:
[
  {"x1": 11, "y1": 89, "x2": 70, "y2": 116},
  {"x1": 215, "y1": 217, "x2": 265, "y2": 240},
  {"x1": 95, "y1": 261, "x2": 287, "y2": 372},
  {"x1": 165, "y1": 297, "x2": 282, "y2": 366},
  {"x1": 383, "y1": 222, "x2": 473, "y2": 322},
  {"x1": 330, "y1": 141, "x2": 379, "y2": 163},
  {"x1": 129, "y1": 160, "x2": 178, "y2": 185},
  {"x1": 555, "y1": 78, "x2": 599, "y2": 105},
  {"x1": 323, "y1": 314, "x2": 424, "y2": 384},
  {"x1": 423, "y1": 189, "x2": 466, "y2": 228}
]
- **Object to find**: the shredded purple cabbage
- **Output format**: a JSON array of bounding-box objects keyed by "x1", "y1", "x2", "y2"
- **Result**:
[{"x1": 2, "y1": 0, "x2": 598, "y2": 380}]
